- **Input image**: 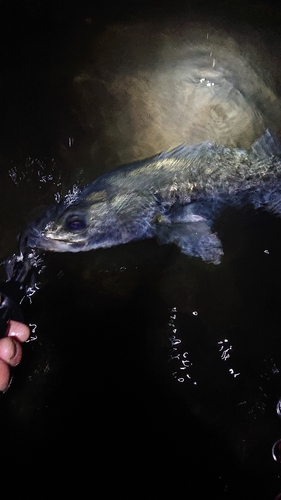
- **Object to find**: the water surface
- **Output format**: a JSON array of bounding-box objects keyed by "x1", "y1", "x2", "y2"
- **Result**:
[{"x1": 1, "y1": 1, "x2": 281, "y2": 497}]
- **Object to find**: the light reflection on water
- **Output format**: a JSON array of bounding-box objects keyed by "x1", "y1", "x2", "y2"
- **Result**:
[
  {"x1": 168, "y1": 306, "x2": 196, "y2": 385},
  {"x1": 8, "y1": 157, "x2": 61, "y2": 190},
  {"x1": 168, "y1": 307, "x2": 265, "y2": 391}
]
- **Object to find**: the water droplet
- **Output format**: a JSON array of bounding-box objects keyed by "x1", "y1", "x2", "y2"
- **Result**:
[
  {"x1": 276, "y1": 398, "x2": 281, "y2": 417},
  {"x1": 272, "y1": 439, "x2": 281, "y2": 462}
]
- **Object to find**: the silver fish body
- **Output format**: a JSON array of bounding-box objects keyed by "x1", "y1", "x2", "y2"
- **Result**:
[{"x1": 24, "y1": 131, "x2": 281, "y2": 264}]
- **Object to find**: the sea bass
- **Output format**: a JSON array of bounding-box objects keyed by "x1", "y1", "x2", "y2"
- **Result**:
[{"x1": 23, "y1": 131, "x2": 281, "y2": 265}]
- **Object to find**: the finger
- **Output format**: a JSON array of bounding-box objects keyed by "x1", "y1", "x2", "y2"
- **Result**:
[
  {"x1": 6, "y1": 320, "x2": 30, "y2": 343},
  {"x1": 0, "y1": 337, "x2": 23, "y2": 367},
  {"x1": 0, "y1": 358, "x2": 11, "y2": 392}
]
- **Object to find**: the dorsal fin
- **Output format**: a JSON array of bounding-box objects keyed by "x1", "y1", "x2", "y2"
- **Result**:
[
  {"x1": 250, "y1": 129, "x2": 281, "y2": 158},
  {"x1": 155, "y1": 141, "x2": 212, "y2": 161}
]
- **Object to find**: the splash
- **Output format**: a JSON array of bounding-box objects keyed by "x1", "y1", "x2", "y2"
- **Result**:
[
  {"x1": 217, "y1": 338, "x2": 240, "y2": 378},
  {"x1": 64, "y1": 184, "x2": 82, "y2": 208},
  {"x1": 168, "y1": 307, "x2": 197, "y2": 385},
  {"x1": 8, "y1": 157, "x2": 61, "y2": 189}
]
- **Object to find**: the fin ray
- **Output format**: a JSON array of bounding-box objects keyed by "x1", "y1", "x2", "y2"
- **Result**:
[
  {"x1": 156, "y1": 220, "x2": 223, "y2": 264},
  {"x1": 250, "y1": 129, "x2": 281, "y2": 159}
]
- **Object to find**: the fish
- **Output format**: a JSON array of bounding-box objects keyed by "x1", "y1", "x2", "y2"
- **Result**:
[{"x1": 23, "y1": 130, "x2": 281, "y2": 265}]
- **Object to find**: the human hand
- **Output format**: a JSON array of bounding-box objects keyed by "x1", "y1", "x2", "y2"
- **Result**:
[{"x1": 0, "y1": 320, "x2": 30, "y2": 392}]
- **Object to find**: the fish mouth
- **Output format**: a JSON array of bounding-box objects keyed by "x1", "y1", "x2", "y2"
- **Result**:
[
  {"x1": 19, "y1": 224, "x2": 86, "y2": 253},
  {"x1": 19, "y1": 225, "x2": 43, "y2": 252},
  {"x1": 19, "y1": 224, "x2": 60, "y2": 252}
]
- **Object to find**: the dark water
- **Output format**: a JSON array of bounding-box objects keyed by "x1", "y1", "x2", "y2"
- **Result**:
[{"x1": 1, "y1": 0, "x2": 281, "y2": 497}]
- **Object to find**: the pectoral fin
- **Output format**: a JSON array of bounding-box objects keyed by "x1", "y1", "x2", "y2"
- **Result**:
[{"x1": 156, "y1": 219, "x2": 223, "y2": 264}]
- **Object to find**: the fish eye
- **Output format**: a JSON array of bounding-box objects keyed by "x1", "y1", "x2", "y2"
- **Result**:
[{"x1": 64, "y1": 214, "x2": 87, "y2": 232}]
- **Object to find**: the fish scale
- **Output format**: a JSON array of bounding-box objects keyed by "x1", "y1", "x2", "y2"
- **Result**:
[{"x1": 22, "y1": 131, "x2": 281, "y2": 265}]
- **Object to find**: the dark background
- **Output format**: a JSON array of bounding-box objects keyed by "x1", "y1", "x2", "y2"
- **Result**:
[{"x1": 0, "y1": 1, "x2": 281, "y2": 497}]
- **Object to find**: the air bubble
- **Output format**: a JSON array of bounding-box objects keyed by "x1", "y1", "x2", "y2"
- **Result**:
[{"x1": 276, "y1": 398, "x2": 281, "y2": 417}]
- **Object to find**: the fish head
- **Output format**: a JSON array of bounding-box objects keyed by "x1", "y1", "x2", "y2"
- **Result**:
[
  {"x1": 22, "y1": 186, "x2": 152, "y2": 253},
  {"x1": 23, "y1": 205, "x2": 92, "y2": 253},
  {"x1": 23, "y1": 188, "x2": 119, "y2": 252}
]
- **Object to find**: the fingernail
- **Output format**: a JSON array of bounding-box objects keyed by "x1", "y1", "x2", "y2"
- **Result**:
[
  {"x1": 2, "y1": 374, "x2": 13, "y2": 394},
  {"x1": 8, "y1": 339, "x2": 18, "y2": 362}
]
